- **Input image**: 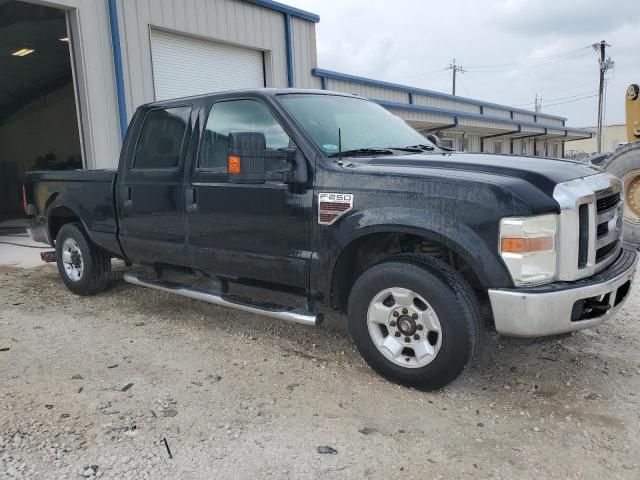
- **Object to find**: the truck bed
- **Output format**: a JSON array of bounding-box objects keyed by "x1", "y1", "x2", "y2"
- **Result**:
[{"x1": 24, "y1": 169, "x2": 123, "y2": 259}]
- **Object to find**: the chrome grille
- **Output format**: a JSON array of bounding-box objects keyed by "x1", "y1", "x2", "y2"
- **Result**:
[
  {"x1": 596, "y1": 240, "x2": 620, "y2": 263},
  {"x1": 596, "y1": 192, "x2": 620, "y2": 212},
  {"x1": 596, "y1": 222, "x2": 608, "y2": 238},
  {"x1": 593, "y1": 189, "x2": 623, "y2": 265},
  {"x1": 553, "y1": 173, "x2": 623, "y2": 281}
]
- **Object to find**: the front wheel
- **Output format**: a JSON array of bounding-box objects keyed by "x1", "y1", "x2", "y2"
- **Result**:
[
  {"x1": 347, "y1": 254, "x2": 482, "y2": 390},
  {"x1": 55, "y1": 222, "x2": 111, "y2": 295}
]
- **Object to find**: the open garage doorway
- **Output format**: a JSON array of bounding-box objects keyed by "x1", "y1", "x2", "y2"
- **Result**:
[{"x1": 0, "y1": 1, "x2": 82, "y2": 230}]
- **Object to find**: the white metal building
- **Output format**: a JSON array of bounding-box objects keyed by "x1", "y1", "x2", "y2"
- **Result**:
[
  {"x1": 0, "y1": 0, "x2": 591, "y2": 215},
  {"x1": 566, "y1": 124, "x2": 628, "y2": 156}
]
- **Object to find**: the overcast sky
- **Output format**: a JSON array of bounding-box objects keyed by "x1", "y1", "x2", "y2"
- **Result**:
[{"x1": 286, "y1": 0, "x2": 640, "y2": 127}]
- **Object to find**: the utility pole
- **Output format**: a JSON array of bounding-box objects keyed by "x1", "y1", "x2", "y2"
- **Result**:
[
  {"x1": 447, "y1": 58, "x2": 465, "y2": 96},
  {"x1": 534, "y1": 93, "x2": 542, "y2": 113},
  {"x1": 593, "y1": 40, "x2": 614, "y2": 153}
]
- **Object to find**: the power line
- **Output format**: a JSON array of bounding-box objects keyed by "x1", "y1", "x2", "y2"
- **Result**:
[
  {"x1": 462, "y1": 74, "x2": 598, "y2": 104},
  {"x1": 512, "y1": 90, "x2": 598, "y2": 107},
  {"x1": 457, "y1": 74, "x2": 472, "y2": 97},
  {"x1": 467, "y1": 51, "x2": 593, "y2": 73},
  {"x1": 463, "y1": 45, "x2": 592, "y2": 70},
  {"x1": 508, "y1": 93, "x2": 598, "y2": 109},
  {"x1": 541, "y1": 94, "x2": 598, "y2": 108},
  {"x1": 467, "y1": 46, "x2": 591, "y2": 71}
]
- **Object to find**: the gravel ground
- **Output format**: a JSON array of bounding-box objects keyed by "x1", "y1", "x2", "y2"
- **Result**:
[{"x1": 1, "y1": 263, "x2": 640, "y2": 479}]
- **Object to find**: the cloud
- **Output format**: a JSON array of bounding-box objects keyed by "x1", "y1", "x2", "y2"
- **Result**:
[
  {"x1": 493, "y1": 0, "x2": 640, "y2": 36},
  {"x1": 287, "y1": 0, "x2": 639, "y2": 126}
]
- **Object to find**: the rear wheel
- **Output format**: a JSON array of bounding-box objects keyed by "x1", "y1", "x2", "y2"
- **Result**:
[
  {"x1": 347, "y1": 254, "x2": 481, "y2": 390},
  {"x1": 55, "y1": 223, "x2": 111, "y2": 295}
]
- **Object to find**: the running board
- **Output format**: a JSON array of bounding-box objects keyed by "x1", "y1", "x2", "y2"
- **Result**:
[{"x1": 123, "y1": 273, "x2": 323, "y2": 327}]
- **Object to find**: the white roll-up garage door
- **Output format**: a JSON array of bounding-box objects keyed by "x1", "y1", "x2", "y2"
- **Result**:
[{"x1": 150, "y1": 30, "x2": 265, "y2": 101}]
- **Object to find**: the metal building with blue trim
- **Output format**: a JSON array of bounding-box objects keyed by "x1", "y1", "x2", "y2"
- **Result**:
[{"x1": 18, "y1": 0, "x2": 590, "y2": 171}]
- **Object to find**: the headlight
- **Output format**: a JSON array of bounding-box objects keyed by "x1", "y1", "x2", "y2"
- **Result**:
[{"x1": 499, "y1": 214, "x2": 557, "y2": 286}]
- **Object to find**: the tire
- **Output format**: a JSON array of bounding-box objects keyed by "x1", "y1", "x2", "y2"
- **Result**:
[
  {"x1": 55, "y1": 222, "x2": 111, "y2": 295},
  {"x1": 347, "y1": 254, "x2": 482, "y2": 390},
  {"x1": 591, "y1": 142, "x2": 640, "y2": 247}
]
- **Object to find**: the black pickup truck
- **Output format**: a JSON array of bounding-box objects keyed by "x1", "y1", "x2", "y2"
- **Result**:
[{"x1": 24, "y1": 89, "x2": 637, "y2": 389}]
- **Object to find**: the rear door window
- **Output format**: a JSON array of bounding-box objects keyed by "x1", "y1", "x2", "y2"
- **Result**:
[{"x1": 134, "y1": 106, "x2": 192, "y2": 169}]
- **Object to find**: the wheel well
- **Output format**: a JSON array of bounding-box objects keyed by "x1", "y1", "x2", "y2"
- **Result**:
[
  {"x1": 48, "y1": 206, "x2": 81, "y2": 244},
  {"x1": 330, "y1": 232, "x2": 485, "y2": 312}
]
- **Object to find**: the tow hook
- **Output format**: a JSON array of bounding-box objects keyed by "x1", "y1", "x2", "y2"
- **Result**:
[{"x1": 583, "y1": 299, "x2": 612, "y2": 313}]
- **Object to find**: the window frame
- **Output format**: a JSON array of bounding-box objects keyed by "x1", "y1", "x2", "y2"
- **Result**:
[
  {"x1": 131, "y1": 104, "x2": 193, "y2": 172},
  {"x1": 194, "y1": 97, "x2": 293, "y2": 174}
]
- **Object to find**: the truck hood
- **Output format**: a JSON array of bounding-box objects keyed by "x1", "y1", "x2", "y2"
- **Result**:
[{"x1": 353, "y1": 152, "x2": 600, "y2": 195}]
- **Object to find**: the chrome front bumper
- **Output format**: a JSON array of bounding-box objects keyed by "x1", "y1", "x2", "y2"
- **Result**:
[{"x1": 488, "y1": 248, "x2": 638, "y2": 337}]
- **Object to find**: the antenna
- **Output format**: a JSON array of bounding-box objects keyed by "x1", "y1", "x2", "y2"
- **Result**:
[{"x1": 338, "y1": 128, "x2": 342, "y2": 159}]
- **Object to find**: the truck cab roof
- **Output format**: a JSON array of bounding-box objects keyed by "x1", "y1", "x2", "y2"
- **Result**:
[{"x1": 143, "y1": 88, "x2": 359, "y2": 108}]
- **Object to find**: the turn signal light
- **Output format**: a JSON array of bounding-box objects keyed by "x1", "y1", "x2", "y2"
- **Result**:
[
  {"x1": 228, "y1": 155, "x2": 241, "y2": 174},
  {"x1": 501, "y1": 236, "x2": 553, "y2": 253}
]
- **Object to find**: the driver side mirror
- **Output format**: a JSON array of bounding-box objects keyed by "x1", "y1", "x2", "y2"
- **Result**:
[{"x1": 227, "y1": 131, "x2": 307, "y2": 185}]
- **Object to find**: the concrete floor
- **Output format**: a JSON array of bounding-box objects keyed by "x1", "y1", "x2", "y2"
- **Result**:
[{"x1": 0, "y1": 220, "x2": 50, "y2": 269}]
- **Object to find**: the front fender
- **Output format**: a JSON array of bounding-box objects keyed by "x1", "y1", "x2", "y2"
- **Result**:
[{"x1": 311, "y1": 205, "x2": 514, "y2": 303}]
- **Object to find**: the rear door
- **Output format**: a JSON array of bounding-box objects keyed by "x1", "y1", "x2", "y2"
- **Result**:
[
  {"x1": 185, "y1": 96, "x2": 314, "y2": 290},
  {"x1": 117, "y1": 102, "x2": 197, "y2": 266}
]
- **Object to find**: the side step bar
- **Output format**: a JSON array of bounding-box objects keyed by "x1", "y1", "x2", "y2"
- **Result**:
[{"x1": 123, "y1": 273, "x2": 323, "y2": 327}]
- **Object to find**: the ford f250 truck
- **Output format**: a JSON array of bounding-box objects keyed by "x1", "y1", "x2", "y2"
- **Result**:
[{"x1": 24, "y1": 89, "x2": 638, "y2": 390}]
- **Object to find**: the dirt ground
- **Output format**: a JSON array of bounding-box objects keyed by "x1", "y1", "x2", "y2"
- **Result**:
[{"x1": 1, "y1": 263, "x2": 640, "y2": 479}]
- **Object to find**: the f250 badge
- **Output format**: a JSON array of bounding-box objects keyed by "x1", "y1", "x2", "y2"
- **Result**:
[{"x1": 318, "y1": 193, "x2": 354, "y2": 225}]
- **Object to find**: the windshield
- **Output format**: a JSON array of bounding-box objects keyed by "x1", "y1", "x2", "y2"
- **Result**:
[{"x1": 277, "y1": 94, "x2": 433, "y2": 156}]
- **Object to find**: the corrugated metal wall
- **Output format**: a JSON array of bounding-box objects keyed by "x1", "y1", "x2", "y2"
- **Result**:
[
  {"x1": 482, "y1": 106, "x2": 511, "y2": 119},
  {"x1": 116, "y1": 0, "x2": 320, "y2": 119},
  {"x1": 412, "y1": 95, "x2": 480, "y2": 114},
  {"x1": 115, "y1": 0, "x2": 301, "y2": 117},
  {"x1": 291, "y1": 17, "x2": 321, "y2": 89},
  {"x1": 513, "y1": 112, "x2": 534, "y2": 123},
  {"x1": 327, "y1": 79, "x2": 408, "y2": 103}
]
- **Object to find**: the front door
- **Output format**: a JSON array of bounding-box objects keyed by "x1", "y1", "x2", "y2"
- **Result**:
[
  {"x1": 117, "y1": 104, "x2": 194, "y2": 266},
  {"x1": 185, "y1": 97, "x2": 313, "y2": 291}
]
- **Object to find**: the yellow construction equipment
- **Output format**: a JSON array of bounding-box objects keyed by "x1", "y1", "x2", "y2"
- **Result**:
[
  {"x1": 591, "y1": 84, "x2": 640, "y2": 246},
  {"x1": 626, "y1": 84, "x2": 640, "y2": 142}
]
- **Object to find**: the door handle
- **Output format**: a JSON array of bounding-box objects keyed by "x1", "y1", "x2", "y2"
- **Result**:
[
  {"x1": 123, "y1": 186, "x2": 133, "y2": 209},
  {"x1": 186, "y1": 187, "x2": 198, "y2": 213}
]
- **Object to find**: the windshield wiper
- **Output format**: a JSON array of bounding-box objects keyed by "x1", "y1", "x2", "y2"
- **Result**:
[
  {"x1": 406, "y1": 144, "x2": 436, "y2": 151},
  {"x1": 383, "y1": 146, "x2": 426, "y2": 153},
  {"x1": 328, "y1": 147, "x2": 395, "y2": 158}
]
